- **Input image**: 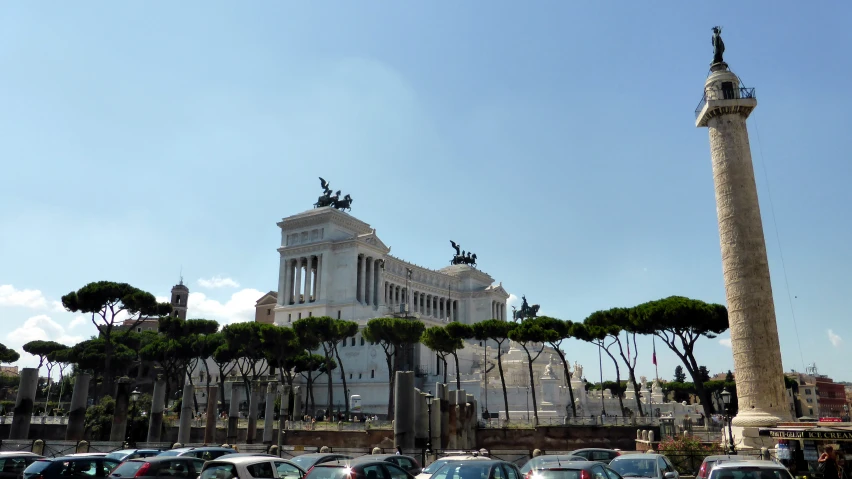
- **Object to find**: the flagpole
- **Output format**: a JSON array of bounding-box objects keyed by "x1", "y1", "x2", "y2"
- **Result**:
[{"x1": 653, "y1": 336, "x2": 659, "y2": 382}]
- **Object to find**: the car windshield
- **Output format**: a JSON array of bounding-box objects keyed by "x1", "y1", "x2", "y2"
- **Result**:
[
  {"x1": 24, "y1": 461, "x2": 53, "y2": 473},
  {"x1": 432, "y1": 463, "x2": 493, "y2": 479},
  {"x1": 424, "y1": 460, "x2": 465, "y2": 474},
  {"x1": 709, "y1": 468, "x2": 792, "y2": 479},
  {"x1": 292, "y1": 457, "x2": 324, "y2": 469},
  {"x1": 305, "y1": 466, "x2": 352, "y2": 479},
  {"x1": 106, "y1": 453, "x2": 130, "y2": 461},
  {"x1": 158, "y1": 451, "x2": 181, "y2": 457},
  {"x1": 610, "y1": 459, "x2": 658, "y2": 478},
  {"x1": 521, "y1": 457, "x2": 586, "y2": 474},
  {"x1": 201, "y1": 463, "x2": 239, "y2": 479},
  {"x1": 530, "y1": 471, "x2": 582, "y2": 479},
  {"x1": 110, "y1": 461, "x2": 146, "y2": 477}
]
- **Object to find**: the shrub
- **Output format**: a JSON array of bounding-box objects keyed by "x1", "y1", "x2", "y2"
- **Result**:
[{"x1": 657, "y1": 435, "x2": 723, "y2": 475}]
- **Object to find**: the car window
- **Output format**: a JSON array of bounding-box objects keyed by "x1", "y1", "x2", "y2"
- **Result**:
[
  {"x1": 592, "y1": 465, "x2": 609, "y2": 479},
  {"x1": 503, "y1": 464, "x2": 519, "y2": 479},
  {"x1": 109, "y1": 461, "x2": 147, "y2": 477},
  {"x1": 383, "y1": 463, "x2": 408, "y2": 479},
  {"x1": 361, "y1": 465, "x2": 388, "y2": 479},
  {"x1": 103, "y1": 460, "x2": 120, "y2": 474},
  {"x1": 201, "y1": 463, "x2": 239, "y2": 479},
  {"x1": 247, "y1": 462, "x2": 276, "y2": 479},
  {"x1": 708, "y1": 469, "x2": 790, "y2": 479},
  {"x1": 491, "y1": 465, "x2": 506, "y2": 479},
  {"x1": 591, "y1": 453, "x2": 612, "y2": 463},
  {"x1": 424, "y1": 460, "x2": 456, "y2": 474},
  {"x1": 192, "y1": 460, "x2": 206, "y2": 474},
  {"x1": 162, "y1": 460, "x2": 196, "y2": 478},
  {"x1": 656, "y1": 459, "x2": 669, "y2": 474},
  {"x1": 393, "y1": 458, "x2": 413, "y2": 471},
  {"x1": 275, "y1": 461, "x2": 303, "y2": 479},
  {"x1": 604, "y1": 467, "x2": 622, "y2": 479},
  {"x1": 1, "y1": 457, "x2": 33, "y2": 476}
]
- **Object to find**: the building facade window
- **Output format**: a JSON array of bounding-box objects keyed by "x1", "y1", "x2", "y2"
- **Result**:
[
  {"x1": 371, "y1": 370, "x2": 375, "y2": 378},
  {"x1": 267, "y1": 308, "x2": 271, "y2": 316},
  {"x1": 361, "y1": 337, "x2": 365, "y2": 346}
]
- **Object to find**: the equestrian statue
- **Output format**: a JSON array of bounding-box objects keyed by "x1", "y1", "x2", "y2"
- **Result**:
[
  {"x1": 449, "y1": 240, "x2": 477, "y2": 267},
  {"x1": 314, "y1": 177, "x2": 354, "y2": 212},
  {"x1": 512, "y1": 295, "x2": 540, "y2": 322}
]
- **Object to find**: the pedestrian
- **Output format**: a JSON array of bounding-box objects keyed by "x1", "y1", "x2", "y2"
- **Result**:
[
  {"x1": 395, "y1": 446, "x2": 402, "y2": 455},
  {"x1": 819, "y1": 446, "x2": 839, "y2": 479}
]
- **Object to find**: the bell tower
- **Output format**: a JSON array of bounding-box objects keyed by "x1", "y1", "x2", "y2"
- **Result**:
[{"x1": 171, "y1": 277, "x2": 189, "y2": 320}]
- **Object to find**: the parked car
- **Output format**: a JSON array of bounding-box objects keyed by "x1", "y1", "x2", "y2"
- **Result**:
[
  {"x1": 303, "y1": 458, "x2": 414, "y2": 479},
  {"x1": 0, "y1": 452, "x2": 43, "y2": 479},
  {"x1": 200, "y1": 455, "x2": 306, "y2": 479},
  {"x1": 106, "y1": 450, "x2": 162, "y2": 463},
  {"x1": 415, "y1": 456, "x2": 490, "y2": 479},
  {"x1": 608, "y1": 454, "x2": 678, "y2": 479},
  {"x1": 158, "y1": 447, "x2": 237, "y2": 461},
  {"x1": 569, "y1": 450, "x2": 621, "y2": 465},
  {"x1": 290, "y1": 454, "x2": 353, "y2": 472},
  {"x1": 523, "y1": 460, "x2": 624, "y2": 479},
  {"x1": 23, "y1": 455, "x2": 121, "y2": 479},
  {"x1": 697, "y1": 456, "x2": 740, "y2": 479},
  {"x1": 427, "y1": 459, "x2": 522, "y2": 479},
  {"x1": 109, "y1": 456, "x2": 204, "y2": 479},
  {"x1": 520, "y1": 456, "x2": 588, "y2": 475},
  {"x1": 707, "y1": 461, "x2": 792, "y2": 479},
  {"x1": 352, "y1": 455, "x2": 422, "y2": 475}
]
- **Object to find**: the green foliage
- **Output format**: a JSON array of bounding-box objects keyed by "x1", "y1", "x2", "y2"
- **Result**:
[
  {"x1": 725, "y1": 370, "x2": 734, "y2": 383},
  {"x1": 656, "y1": 435, "x2": 723, "y2": 475},
  {"x1": 0, "y1": 343, "x2": 20, "y2": 364},
  {"x1": 22, "y1": 341, "x2": 67, "y2": 369},
  {"x1": 363, "y1": 317, "x2": 425, "y2": 418},
  {"x1": 84, "y1": 396, "x2": 116, "y2": 441},
  {"x1": 697, "y1": 366, "x2": 711, "y2": 383},
  {"x1": 421, "y1": 326, "x2": 462, "y2": 383},
  {"x1": 471, "y1": 319, "x2": 514, "y2": 344},
  {"x1": 71, "y1": 338, "x2": 136, "y2": 372},
  {"x1": 674, "y1": 366, "x2": 687, "y2": 383}
]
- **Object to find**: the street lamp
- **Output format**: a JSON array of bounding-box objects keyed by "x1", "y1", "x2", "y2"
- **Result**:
[
  {"x1": 425, "y1": 393, "x2": 434, "y2": 463},
  {"x1": 720, "y1": 388, "x2": 736, "y2": 455},
  {"x1": 647, "y1": 384, "x2": 653, "y2": 420},
  {"x1": 128, "y1": 388, "x2": 141, "y2": 447}
]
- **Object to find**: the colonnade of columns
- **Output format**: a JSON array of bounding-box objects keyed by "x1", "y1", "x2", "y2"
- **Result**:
[
  {"x1": 280, "y1": 254, "x2": 323, "y2": 305},
  {"x1": 356, "y1": 254, "x2": 384, "y2": 307},
  {"x1": 491, "y1": 301, "x2": 506, "y2": 320},
  {"x1": 382, "y1": 285, "x2": 459, "y2": 322}
]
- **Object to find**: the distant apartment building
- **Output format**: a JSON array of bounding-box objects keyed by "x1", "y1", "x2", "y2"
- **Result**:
[
  {"x1": 0, "y1": 366, "x2": 19, "y2": 377},
  {"x1": 786, "y1": 365, "x2": 849, "y2": 419}
]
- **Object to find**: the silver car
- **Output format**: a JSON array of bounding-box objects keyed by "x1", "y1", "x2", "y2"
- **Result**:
[
  {"x1": 200, "y1": 456, "x2": 305, "y2": 479},
  {"x1": 609, "y1": 454, "x2": 679, "y2": 479},
  {"x1": 707, "y1": 460, "x2": 792, "y2": 479}
]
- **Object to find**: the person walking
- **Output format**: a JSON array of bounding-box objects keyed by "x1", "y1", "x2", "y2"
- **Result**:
[{"x1": 819, "y1": 446, "x2": 839, "y2": 479}]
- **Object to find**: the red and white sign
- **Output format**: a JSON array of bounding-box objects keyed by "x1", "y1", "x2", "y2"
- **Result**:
[{"x1": 819, "y1": 417, "x2": 843, "y2": 423}]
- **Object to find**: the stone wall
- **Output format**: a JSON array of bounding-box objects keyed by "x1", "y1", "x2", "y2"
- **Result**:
[{"x1": 0, "y1": 424, "x2": 655, "y2": 452}]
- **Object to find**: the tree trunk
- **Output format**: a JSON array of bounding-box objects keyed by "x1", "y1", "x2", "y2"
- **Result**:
[
  {"x1": 325, "y1": 346, "x2": 334, "y2": 417},
  {"x1": 385, "y1": 351, "x2": 395, "y2": 419},
  {"x1": 334, "y1": 346, "x2": 349, "y2": 415},
  {"x1": 522, "y1": 345, "x2": 539, "y2": 424},
  {"x1": 684, "y1": 351, "x2": 715, "y2": 419},
  {"x1": 103, "y1": 338, "x2": 114, "y2": 398},
  {"x1": 601, "y1": 345, "x2": 625, "y2": 415},
  {"x1": 452, "y1": 352, "x2": 461, "y2": 389},
  {"x1": 629, "y1": 370, "x2": 645, "y2": 417},
  {"x1": 553, "y1": 347, "x2": 576, "y2": 417},
  {"x1": 442, "y1": 357, "x2": 448, "y2": 384},
  {"x1": 497, "y1": 344, "x2": 510, "y2": 422}
]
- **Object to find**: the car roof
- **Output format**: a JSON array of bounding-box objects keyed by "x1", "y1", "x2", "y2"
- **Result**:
[
  {"x1": 353, "y1": 455, "x2": 416, "y2": 461},
  {"x1": 712, "y1": 461, "x2": 785, "y2": 470},
  {"x1": 612, "y1": 454, "x2": 663, "y2": 460},
  {"x1": 0, "y1": 452, "x2": 39, "y2": 456},
  {"x1": 129, "y1": 457, "x2": 199, "y2": 463},
  {"x1": 572, "y1": 449, "x2": 617, "y2": 453},
  {"x1": 437, "y1": 456, "x2": 491, "y2": 461},
  {"x1": 703, "y1": 456, "x2": 739, "y2": 461},
  {"x1": 535, "y1": 461, "x2": 605, "y2": 469}
]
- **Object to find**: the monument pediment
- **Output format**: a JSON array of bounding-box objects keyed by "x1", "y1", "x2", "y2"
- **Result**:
[
  {"x1": 255, "y1": 291, "x2": 278, "y2": 306},
  {"x1": 358, "y1": 230, "x2": 390, "y2": 253},
  {"x1": 278, "y1": 207, "x2": 372, "y2": 236}
]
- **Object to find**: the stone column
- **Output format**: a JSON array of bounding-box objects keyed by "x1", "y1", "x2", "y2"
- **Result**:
[
  {"x1": 9, "y1": 368, "x2": 39, "y2": 440},
  {"x1": 303, "y1": 260, "x2": 311, "y2": 306},
  {"x1": 247, "y1": 383, "x2": 261, "y2": 444},
  {"x1": 263, "y1": 383, "x2": 277, "y2": 444},
  {"x1": 292, "y1": 386, "x2": 303, "y2": 420},
  {"x1": 358, "y1": 254, "x2": 366, "y2": 303},
  {"x1": 467, "y1": 394, "x2": 477, "y2": 450},
  {"x1": 364, "y1": 257, "x2": 372, "y2": 306},
  {"x1": 696, "y1": 62, "x2": 790, "y2": 445},
  {"x1": 294, "y1": 259, "x2": 302, "y2": 304},
  {"x1": 227, "y1": 383, "x2": 241, "y2": 444},
  {"x1": 66, "y1": 373, "x2": 91, "y2": 441},
  {"x1": 315, "y1": 254, "x2": 323, "y2": 302},
  {"x1": 279, "y1": 256, "x2": 288, "y2": 306},
  {"x1": 278, "y1": 385, "x2": 291, "y2": 453},
  {"x1": 147, "y1": 376, "x2": 166, "y2": 443},
  {"x1": 446, "y1": 388, "x2": 458, "y2": 450},
  {"x1": 204, "y1": 385, "x2": 218, "y2": 444},
  {"x1": 438, "y1": 383, "x2": 449, "y2": 449},
  {"x1": 430, "y1": 384, "x2": 442, "y2": 451},
  {"x1": 414, "y1": 390, "x2": 427, "y2": 444},
  {"x1": 394, "y1": 371, "x2": 415, "y2": 451},
  {"x1": 108, "y1": 378, "x2": 131, "y2": 442},
  {"x1": 177, "y1": 383, "x2": 194, "y2": 445}
]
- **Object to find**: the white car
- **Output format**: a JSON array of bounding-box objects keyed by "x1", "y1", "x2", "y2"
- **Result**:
[
  {"x1": 200, "y1": 455, "x2": 305, "y2": 479},
  {"x1": 416, "y1": 456, "x2": 491, "y2": 479},
  {"x1": 609, "y1": 454, "x2": 679, "y2": 479},
  {"x1": 708, "y1": 460, "x2": 791, "y2": 479}
]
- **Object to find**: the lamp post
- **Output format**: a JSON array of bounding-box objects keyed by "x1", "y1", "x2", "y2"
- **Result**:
[
  {"x1": 720, "y1": 388, "x2": 736, "y2": 455},
  {"x1": 425, "y1": 393, "x2": 434, "y2": 464},
  {"x1": 647, "y1": 384, "x2": 653, "y2": 421},
  {"x1": 128, "y1": 388, "x2": 141, "y2": 447}
]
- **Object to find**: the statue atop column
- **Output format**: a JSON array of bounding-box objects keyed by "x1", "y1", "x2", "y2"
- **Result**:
[
  {"x1": 543, "y1": 354, "x2": 558, "y2": 379},
  {"x1": 314, "y1": 177, "x2": 354, "y2": 212},
  {"x1": 449, "y1": 240, "x2": 478, "y2": 267},
  {"x1": 711, "y1": 26, "x2": 725, "y2": 65}
]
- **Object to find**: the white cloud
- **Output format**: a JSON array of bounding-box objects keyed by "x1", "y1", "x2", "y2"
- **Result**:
[
  {"x1": 68, "y1": 316, "x2": 87, "y2": 329},
  {"x1": 188, "y1": 288, "x2": 263, "y2": 324},
  {"x1": 0, "y1": 284, "x2": 64, "y2": 311},
  {"x1": 198, "y1": 276, "x2": 240, "y2": 289},
  {"x1": 719, "y1": 338, "x2": 732, "y2": 348},
  {"x1": 828, "y1": 329, "x2": 842, "y2": 348},
  {"x1": 6, "y1": 315, "x2": 85, "y2": 372}
]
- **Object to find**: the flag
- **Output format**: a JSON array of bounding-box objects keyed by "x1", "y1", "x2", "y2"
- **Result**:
[{"x1": 652, "y1": 338, "x2": 657, "y2": 366}]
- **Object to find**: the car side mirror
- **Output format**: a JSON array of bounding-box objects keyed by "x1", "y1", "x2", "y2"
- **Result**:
[{"x1": 664, "y1": 472, "x2": 677, "y2": 479}]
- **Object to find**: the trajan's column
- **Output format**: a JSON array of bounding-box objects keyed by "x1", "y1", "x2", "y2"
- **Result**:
[{"x1": 695, "y1": 28, "x2": 792, "y2": 448}]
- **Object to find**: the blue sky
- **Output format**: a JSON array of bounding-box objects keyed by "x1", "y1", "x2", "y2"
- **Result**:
[{"x1": 2, "y1": 2, "x2": 850, "y2": 383}]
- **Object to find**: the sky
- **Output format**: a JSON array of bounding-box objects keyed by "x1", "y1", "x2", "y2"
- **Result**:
[{"x1": 2, "y1": 2, "x2": 851, "y2": 384}]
